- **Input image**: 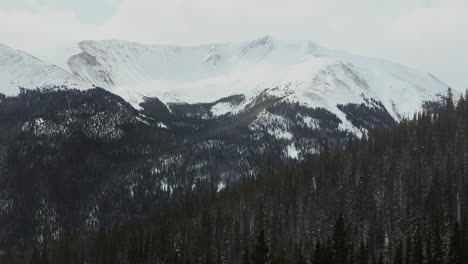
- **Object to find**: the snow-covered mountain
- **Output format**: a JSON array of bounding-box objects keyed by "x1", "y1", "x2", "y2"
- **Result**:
[
  {"x1": 0, "y1": 36, "x2": 450, "y2": 135},
  {"x1": 0, "y1": 39, "x2": 455, "y2": 244},
  {"x1": 0, "y1": 43, "x2": 87, "y2": 95},
  {"x1": 60, "y1": 36, "x2": 448, "y2": 118}
]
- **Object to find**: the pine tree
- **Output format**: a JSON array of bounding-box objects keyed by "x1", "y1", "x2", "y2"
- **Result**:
[
  {"x1": 349, "y1": 241, "x2": 355, "y2": 264},
  {"x1": 393, "y1": 244, "x2": 403, "y2": 264},
  {"x1": 293, "y1": 243, "x2": 306, "y2": 264},
  {"x1": 357, "y1": 240, "x2": 368, "y2": 264},
  {"x1": 377, "y1": 252, "x2": 384, "y2": 264},
  {"x1": 403, "y1": 236, "x2": 412, "y2": 264},
  {"x1": 461, "y1": 215, "x2": 468, "y2": 264},
  {"x1": 412, "y1": 231, "x2": 424, "y2": 264},
  {"x1": 30, "y1": 247, "x2": 41, "y2": 264},
  {"x1": 41, "y1": 240, "x2": 49, "y2": 264},
  {"x1": 311, "y1": 241, "x2": 323, "y2": 264},
  {"x1": 446, "y1": 87, "x2": 455, "y2": 111},
  {"x1": 428, "y1": 222, "x2": 443, "y2": 264},
  {"x1": 331, "y1": 215, "x2": 349, "y2": 264},
  {"x1": 242, "y1": 247, "x2": 251, "y2": 264},
  {"x1": 252, "y1": 230, "x2": 270, "y2": 264},
  {"x1": 448, "y1": 222, "x2": 463, "y2": 264}
]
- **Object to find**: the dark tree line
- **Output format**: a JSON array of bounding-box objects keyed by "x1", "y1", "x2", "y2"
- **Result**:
[{"x1": 4, "y1": 213, "x2": 465, "y2": 264}]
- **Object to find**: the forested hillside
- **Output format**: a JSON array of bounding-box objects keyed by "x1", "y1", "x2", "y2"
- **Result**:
[
  {"x1": 3, "y1": 89, "x2": 466, "y2": 264},
  {"x1": 0, "y1": 86, "x2": 375, "y2": 248}
]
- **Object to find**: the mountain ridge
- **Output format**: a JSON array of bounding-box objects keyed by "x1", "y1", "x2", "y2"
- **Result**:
[
  {"x1": 0, "y1": 37, "x2": 451, "y2": 137},
  {"x1": 0, "y1": 37, "x2": 454, "y2": 247},
  {"x1": 0, "y1": 43, "x2": 87, "y2": 95}
]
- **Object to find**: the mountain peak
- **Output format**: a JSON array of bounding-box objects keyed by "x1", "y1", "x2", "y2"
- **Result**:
[
  {"x1": 252, "y1": 35, "x2": 275, "y2": 45},
  {"x1": 0, "y1": 42, "x2": 42, "y2": 64},
  {"x1": 0, "y1": 38, "x2": 450, "y2": 121},
  {"x1": 0, "y1": 42, "x2": 88, "y2": 95}
]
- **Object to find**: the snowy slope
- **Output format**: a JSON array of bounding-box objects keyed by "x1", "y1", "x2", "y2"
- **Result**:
[
  {"x1": 0, "y1": 43, "x2": 88, "y2": 95},
  {"x1": 62, "y1": 36, "x2": 449, "y2": 119}
]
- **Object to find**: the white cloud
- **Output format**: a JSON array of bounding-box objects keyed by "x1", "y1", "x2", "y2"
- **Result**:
[
  {"x1": 0, "y1": 8, "x2": 101, "y2": 48},
  {"x1": 0, "y1": 0, "x2": 467, "y2": 88},
  {"x1": 376, "y1": 0, "x2": 468, "y2": 89}
]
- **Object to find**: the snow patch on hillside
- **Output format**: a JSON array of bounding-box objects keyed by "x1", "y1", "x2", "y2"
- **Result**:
[
  {"x1": 211, "y1": 101, "x2": 235, "y2": 117},
  {"x1": 250, "y1": 110, "x2": 293, "y2": 140},
  {"x1": 286, "y1": 144, "x2": 299, "y2": 159}
]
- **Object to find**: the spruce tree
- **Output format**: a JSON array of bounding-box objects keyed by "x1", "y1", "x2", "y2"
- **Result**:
[{"x1": 252, "y1": 230, "x2": 270, "y2": 264}]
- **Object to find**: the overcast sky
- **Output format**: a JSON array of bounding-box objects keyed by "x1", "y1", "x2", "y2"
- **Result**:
[{"x1": 0, "y1": 0, "x2": 466, "y2": 89}]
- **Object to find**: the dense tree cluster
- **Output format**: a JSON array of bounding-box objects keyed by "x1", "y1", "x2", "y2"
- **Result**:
[
  {"x1": 0, "y1": 88, "x2": 466, "y2": 263},
  {"x1": 1, "y1": 86, "x2": 382, "y2": 248}
]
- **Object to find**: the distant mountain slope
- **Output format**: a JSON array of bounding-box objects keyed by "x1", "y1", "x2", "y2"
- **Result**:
[{"x1": 0, "y1": 43, "x2": 87, "y2": 95}]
